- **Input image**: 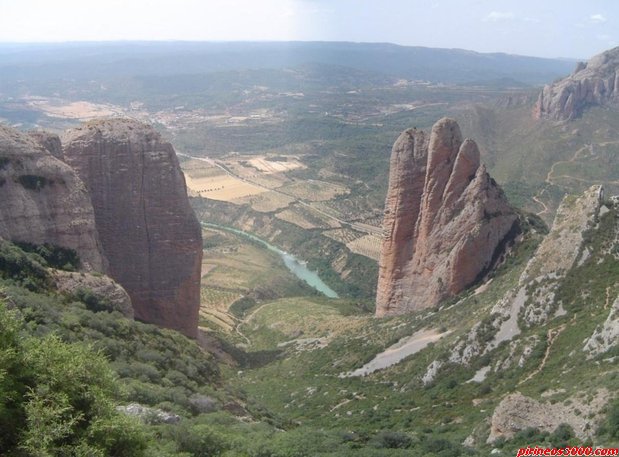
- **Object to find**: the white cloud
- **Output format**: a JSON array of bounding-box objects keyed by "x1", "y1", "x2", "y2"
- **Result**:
[
  {"x1": 590, "y1": 14, "x2": 607, "y2": 24},
  {"x1": 483, "y1": 11, "x2": 515, "y2": 22}
]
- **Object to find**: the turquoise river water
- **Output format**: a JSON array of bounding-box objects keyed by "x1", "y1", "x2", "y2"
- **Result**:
[{"x1": 202, "y1": 223, "x2": 339, "y2": 298}]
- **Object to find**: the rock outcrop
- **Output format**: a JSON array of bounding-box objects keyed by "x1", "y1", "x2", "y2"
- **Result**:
[
  {"x1": 0, "y1": 124, "x2": 106, "y2": 272},
  {"x1": 448, "y1": 186, "x2": 604, "y2": 367},
  {"x1": 116, "y1": 403, "x2": 181, "y2": 425},
  {"x1": 488, "y1": 391, "x2": 608, "y2": 443},
  {"x1": 534, "y1": 46, "x2": 619, "y2": 120},
  {"x1": 488, "y1": 185, "x2": 603, "y2": 344},
  {"x1": 28, "y1": 131, "x2": 64, "y2": 160},
  {"x1": 376, "y1": 118, "x2": 517, "y2": 317},
  {"x1": 584, "y1": 295, "x2": 619, "y2": 358},
  {"x1": 50, "y1": 269, "x2": 134, "y2": 318},
  {"x1": 63, "y1": 119, "x2": 202, "y2": 337}
]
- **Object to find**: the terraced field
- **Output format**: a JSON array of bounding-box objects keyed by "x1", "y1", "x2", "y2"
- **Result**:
[
  {"x1": 185, "y1": 172, "x2": 267, "y2": 200},
  {"x1": 346, "y1": 234, "x2": 382, "y2": 261},
  {"x1": 199, "y1": 226, "x2": 318, "y2": 333},
  {"x1": 322, "y1": 228, "x2": 365, "y2": 244}
]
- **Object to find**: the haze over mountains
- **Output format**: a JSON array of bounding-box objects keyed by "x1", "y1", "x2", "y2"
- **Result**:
[{"x1": 0, "y1": 41, "x2": 575, "y2": 88}]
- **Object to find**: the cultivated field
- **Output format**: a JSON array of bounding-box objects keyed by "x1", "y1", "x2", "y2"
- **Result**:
[
  {"x1": 275, "y1": 207, "x2": 321, "y2": 229},
  {"x1": 247, "y1": 157, "x2": 305, "y2": 173},
  {"x1": 232, "y1": 191, "x2": 295, "y2": 212},
  {"x1": 346, "y1": 234, "x2": 382, "y2": 261},
  {"x1": 322, "y1": 228, "x2": 364, "y2": 244},
  {"x1": 279, "y1": 180, "x2": 350, "y2": 201},
  {"x1": 199, "y1": 287, "x2": 241, "y2": 331},
  {"x1": 184, "y1": 172, "x2": 267, "y2": 200},
  {"x1": 201, "y1": 227, "x2": 308, "y2": 295},
  {"x1": 276, "y1": 204, "x2": 342, "y2": 229},
  {"x1": 241, "y1": 297, "x2": 368, "y2": 351},
  {"x1": 26, "y1": 98, "x2": 122, "y2": 120}
]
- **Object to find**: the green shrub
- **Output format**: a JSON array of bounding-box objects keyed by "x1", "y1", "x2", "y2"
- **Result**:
[
  {"x1": 598, "y1": 400, "x2": 619, "y2": 439},
  {"x1": 0, "y1": 240, "x2": 49, "y2": 290},
  {"x1": 549, "y1": 423, "x2": 574, "y2": 448},
  {"x1": 73, "y1": 287, "x2": 113, "y2": 313},
  {"x1": 172, "y1": 423, "x2": 229, "y2": 456},
  {"x1": 0, "y1": 302, "x2": 149, "y2": 456},
  {"x1": 15, "y1": 241, "x2": 81, "y2": 271},
  {"x1": 370, "y1": 430, "x2": 412, "y2": 449}
]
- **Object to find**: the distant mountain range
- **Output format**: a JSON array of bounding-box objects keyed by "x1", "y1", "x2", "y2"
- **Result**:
[{"x1": 0, "y1": 41, "x2": 576, "y2": 86}]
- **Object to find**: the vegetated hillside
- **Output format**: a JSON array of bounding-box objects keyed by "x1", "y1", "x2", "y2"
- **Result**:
[
  {"x1": 219, "y1": 187, "x2": 619, "y2": 455},
  {"x1": 1, "y1": 190, "x2": 618, "y2": 455},
  {"x1": 455, "y1": 103, "x2": 619, "y2": 223}
]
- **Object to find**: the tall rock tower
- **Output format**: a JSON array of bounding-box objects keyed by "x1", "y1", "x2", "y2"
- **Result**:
[
  {"x1": 63, "y1": 119, "x2": 202, "y2": 337},
  {"x1": 376, "y1": 118, "x2": 518, "y2": 317}
]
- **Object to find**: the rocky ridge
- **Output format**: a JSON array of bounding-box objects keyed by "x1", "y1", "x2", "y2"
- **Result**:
[
  {"x1": 376, "y1": 118, "x2": 518, "y2": 316},
  {"x1": 447, "y1": 185, "x2": 604, "y2": 368},
  {"x1": 63, "y1": 119, "x2": 202, "y2": 338},
  {"x1": 534, "y1": 46, "x2": 619, "y2": 120}
]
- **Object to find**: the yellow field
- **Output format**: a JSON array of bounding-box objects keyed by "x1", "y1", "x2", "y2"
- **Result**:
[
  {"x1": 346, "y1": 234, "x2": 382, "y2": 261},
  {"x1": 184, "y1": 172, "x2": 267, "y2": 200}
]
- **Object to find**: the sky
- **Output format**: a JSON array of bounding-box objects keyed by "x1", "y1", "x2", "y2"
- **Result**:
[{"x1": 0, "y1": 0, "x2": 618, "y2": 59}]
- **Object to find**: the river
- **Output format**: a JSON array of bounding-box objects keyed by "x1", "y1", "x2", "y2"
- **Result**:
[{"x1": 202, "y1": 223, "x2": 339, "y2": 298}]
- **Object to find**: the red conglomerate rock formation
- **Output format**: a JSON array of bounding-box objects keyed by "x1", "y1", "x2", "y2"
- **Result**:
[
  {"x1": 0, "y1": 124, "x2": 106, "y2": 272},
  {"x1": 534, "y1": 46, "x2": 619, "y2": 121},
  {"x1": 376, "y1": 118, "x2": 518, "y2": 317},
  {"x1": 63, "y1": 118, "x2": 202, "y2": 337}
]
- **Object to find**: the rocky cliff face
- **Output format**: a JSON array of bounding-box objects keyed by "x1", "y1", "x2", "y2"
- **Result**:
[
  {"x1": 0, "y1": 124, "x2": 106, "y2": 271},
  {"x1": 534, "y1": 46, "x2": 619, "y2": 120},
  {"x1": 376, "y1": 118, "x2": 517, "y2": 317},
  {"x1": 63, "y1": 119, "x2": 202, "y2": 338},
  {"x1": 28, "y1": 131, "x2": 64, "y2": 160}
]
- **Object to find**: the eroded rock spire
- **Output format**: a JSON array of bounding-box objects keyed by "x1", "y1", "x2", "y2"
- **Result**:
[{"x1": 376, "y1": 118, "x2": 518, "y2": 317}]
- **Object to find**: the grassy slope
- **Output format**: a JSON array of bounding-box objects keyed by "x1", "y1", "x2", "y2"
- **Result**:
[{"x1": 222, "y1": 205, "x2": 619, "y2": 454}]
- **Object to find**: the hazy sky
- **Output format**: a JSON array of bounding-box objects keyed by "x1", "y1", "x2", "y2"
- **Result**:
[{"x1": 1, "y1": 0, "x2": 617, "y2": 59}]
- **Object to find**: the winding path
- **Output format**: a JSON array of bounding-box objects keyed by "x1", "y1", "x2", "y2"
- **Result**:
[{"x1": 518, "y1": 324, "x2": 567, "y2": 386}]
